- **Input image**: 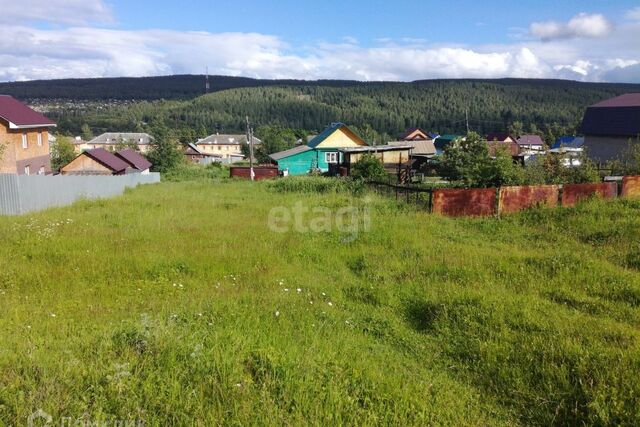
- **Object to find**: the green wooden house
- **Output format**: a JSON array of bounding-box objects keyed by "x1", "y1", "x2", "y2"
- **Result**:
[{"x1": 269, "y1": 123, "x2": 368, "y2": 176}]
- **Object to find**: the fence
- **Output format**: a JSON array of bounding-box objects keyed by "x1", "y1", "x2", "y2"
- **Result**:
[
  {"x1": 0, "y1": 173, "x2": 160, "y2": 216},
  {"x1": 369, "y1": 176, "x2": 640, "y2": 217}
]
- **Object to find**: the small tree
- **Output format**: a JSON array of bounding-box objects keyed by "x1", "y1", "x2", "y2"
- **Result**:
[
  {"x1": 51, "y1": 136, "x2": 77, "y2": 171},
  {"x1": 350, "y1": 153, "x2": 388, "y2": 181},
  {"x1": 80, "y1": 124, "x2": 93, "y2": 141},
  {"x1": 146, "y1": 121, "x2": 183, "y2": 172}
]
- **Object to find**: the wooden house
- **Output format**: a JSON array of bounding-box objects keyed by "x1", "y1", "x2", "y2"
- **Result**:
[
  {"x1": 61, "y1": 148, "x2": 131, "y2": 175},
  {"x1": 0, "y1": 95, "x2": 57, "y2": 175}
]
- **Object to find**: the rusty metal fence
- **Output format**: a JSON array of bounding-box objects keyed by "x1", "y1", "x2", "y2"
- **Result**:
[
  {"x1": 0, "y1": 173, "x2": 160, "y2": 216},
  {"x1": 369, "y1": 176, "x2": 640, "y2": 217}
]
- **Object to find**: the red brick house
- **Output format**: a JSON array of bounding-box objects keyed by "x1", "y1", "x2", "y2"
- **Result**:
[{"x1": 0, "y1": 95, "x2": 56, "y2": 175}]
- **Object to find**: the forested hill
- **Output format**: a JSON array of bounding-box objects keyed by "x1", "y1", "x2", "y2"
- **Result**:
[
  {"x1": 0, "y1": 75, "x2": 367, "y2": 100},
  {"x1": 45, "y1": 77, "x2": 640, "y2": 138}
]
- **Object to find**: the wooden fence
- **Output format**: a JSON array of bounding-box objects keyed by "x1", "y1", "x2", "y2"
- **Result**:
[{"x1": 368, "y1": 176, "x2": 640, "y2": 217}]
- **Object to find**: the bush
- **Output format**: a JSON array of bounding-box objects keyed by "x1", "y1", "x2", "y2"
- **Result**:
[{"x1": 350, "y1": 153, "x2": 388, "y2": 181}]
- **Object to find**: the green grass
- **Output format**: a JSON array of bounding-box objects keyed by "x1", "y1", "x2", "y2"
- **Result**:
[{"x1": 1, "y1": 178, "x2": 640, "y2": 425}]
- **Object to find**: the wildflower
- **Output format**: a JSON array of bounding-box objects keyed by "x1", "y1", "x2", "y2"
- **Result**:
[
  {"x1": 50, "y1": 313, "x2": 56, "y2": 317},
  {"x1": 296, "y1": 288, "x2": 302, "y2": 293},
  {"x1": 275, "y1": 311, "x2": 280, "y2": 317},
  {"x1": 322, "y1": 292, "x2": 326, "y2": 296},
  {"x1": 284, "y1": 288, "x2": 289, "y2": 292},
  {"x1": 235, "y1": 383, "x2": 242, "y2": 387},
  {"x1": 327, "y1": 302, "x2": 333, "y2": 307}
]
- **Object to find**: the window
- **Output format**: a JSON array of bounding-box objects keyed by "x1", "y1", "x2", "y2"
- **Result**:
[
  {"x1": 325, "y1": 152, "x2": 338, "y2": 164},
  {"x1": 37, "y1": 132, "x2": 43, "y2": 146},
  {"x1": 22, "y1": 133, "x2": 28, "y2": 149},
  {"x1": 39, "y1": 166, "x2": 45, "y2": 175},
  {"x1": 24, "y1": 165, "x2": 30, "y2": 175}
]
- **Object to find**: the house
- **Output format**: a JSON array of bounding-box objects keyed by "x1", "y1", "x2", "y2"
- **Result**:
[
  {"x1": 581, "y1": 93, "x2": 640, "y2": 163},
  {"x1": 195, "y1": 133, "x2": 261, "y2": 164},
  {"x1": 398, "y1": 128, "x2": 434, "y2": 141},
  {"x1": 184, "y1": 143, "x2": 221, "y2": 165},
  {"x1": 269, "y1": 123, "x2": 413, "y2": 176},
  {"x1": 114, "y1": 148, "x2": 152, "y2": 174},
  {"x1": 60, "y1": 148, "x2": 131, "y2": 175},
  {"x1": 433, "y1": 134, "x2": 463, "y2": 153},
  {"x1": 0, "y1": 95, "x2": 57, "y2": 175},
  {"x1": 516, "y1": 134, "x2": 545, "y2": 151},
  {"x1": 486, "y1": 133, "x2": 516, "y2": 143},
  {"x1": 82, "y1": 133, "x2": 154, "y2": 153},
  {"x1": 270, "y1": 123, "x2": 368, "y2": 175}
]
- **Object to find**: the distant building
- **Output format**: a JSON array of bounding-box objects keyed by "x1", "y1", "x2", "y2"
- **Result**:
[
  {"x1": 196, "y1": 133, "x2": 261, "y2": 164},
  {"x1": 516, "y1": 134, "x2": 545, "y2": 152},
  {"x1": 486, "y1": 133, "x2": 516, "y2": 143},
  {"x1": 81, "y1": 133, "x2": 154, "y2": 153},
  {"x1": 0, "y1": 95, "x2": 57, "y2": 175},
  {"x1": 581, "y1": 93, "x2": 640, "y2": 163},
  {"x1": 398, "y1": 128, "x2": 436, "y2": 141},
  {"x1": 184, "y1": 143, "x2": 221, "y2": 165},
  {"x1": 61, "y1": 148, "x2": 132, "y2": 175},
  {"x1": 552, "y1": 136, "x2": 584, "y2": 150}
]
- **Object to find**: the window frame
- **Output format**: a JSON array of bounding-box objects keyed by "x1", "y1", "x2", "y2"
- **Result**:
[
  {"x1": 22, "y1": 133, "x2": 28, "y2": 149},
  {"x1": 325, "y1": 152, "x2": 338, "y2": 164}
]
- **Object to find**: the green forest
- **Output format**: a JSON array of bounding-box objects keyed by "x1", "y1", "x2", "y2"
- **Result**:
[{"x1": 24, "y1": 76, "x2": 640, "y2": 142}]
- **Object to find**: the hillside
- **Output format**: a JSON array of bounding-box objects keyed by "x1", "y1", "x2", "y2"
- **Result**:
[
  {"x1": 1, "y1": 178, "x2": 639, "y2": 425},
  {"x1": 38, "y1": 77, "x2": 640, "y2": 138}
]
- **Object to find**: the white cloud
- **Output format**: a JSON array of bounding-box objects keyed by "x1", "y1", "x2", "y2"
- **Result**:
[
  {"x1": 0, "y1": 0, "x2": 113, "y2": 25},
  {"x1": 530, "y1": 13, "x2": 612, "y2": 40},
  {"x1": 0, "y1": 10, "x2": 637, "y2": 84},
  {"x1": 626, "y1": 7, "x2": 640, "y2": 21}
]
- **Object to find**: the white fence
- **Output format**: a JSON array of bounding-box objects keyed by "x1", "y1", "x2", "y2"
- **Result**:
[{"x1": 0, "y1": 173, "x2": 160, "y2": 216}]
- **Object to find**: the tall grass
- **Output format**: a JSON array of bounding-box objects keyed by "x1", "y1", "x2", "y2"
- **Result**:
[{"x1": 0, "y1": 181, "x2": 639, "y2": 425}]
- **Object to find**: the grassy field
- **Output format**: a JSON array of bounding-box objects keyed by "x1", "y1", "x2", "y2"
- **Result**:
[{"x1": 1, "y1": 177, "x2": 639, "y2": 425}]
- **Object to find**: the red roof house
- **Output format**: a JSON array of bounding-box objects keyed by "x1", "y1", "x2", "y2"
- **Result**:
[
  {"x1": 0, "y1": 95, "x2": 57, "y2": 175},
  {"x1": 60, "y1": 148, "x2": 131, "y2": 175}
]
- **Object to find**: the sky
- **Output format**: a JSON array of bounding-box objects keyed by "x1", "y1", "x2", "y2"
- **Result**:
[{"x1": 0, "y1": 0, "x2": 639, "y2": 83}]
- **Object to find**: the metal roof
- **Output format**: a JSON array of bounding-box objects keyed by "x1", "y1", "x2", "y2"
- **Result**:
[
  {"x1": 88, "y1": 132, "x2": 153, "y2": 145},
  {"x1": 552, "y1": 136, "x2": 585, "y2": 149},
  {"x1": 307, "y1": 123, "x2": 366, "y2": 148},
  {"x1": 197, "y1": 133, "x2": 261, "y2": 145},
  {"x1": 115, "y1": 149, "x2": 152, "y2": 171},
  {"x1": 0, "y1": 95, "x2": 56, "y2": 129},
  {"x1": 486, "y1": 133, "x2": 514, "y2": 142},
  {"x1": 581, "y1": 94, "x2": 640, "y2": 136},
  {"x1": 83, "y1": 148, "x2": 130, "y2": 173},
  {"x1": 338, "y1": 145, "x2": 412, "y2": 153},
  {"x1": 591, "y1": 93, "x2": 640, "y2": 108},
  {"x1": 516, "y1": 134, "x2": 545, "y2": 146},
  {"x1": 388, "y1": 140, "x2": 436, "y2": 155},
  {"x1": 269, "y1": 145, "x2": 313, "y2": 161}
]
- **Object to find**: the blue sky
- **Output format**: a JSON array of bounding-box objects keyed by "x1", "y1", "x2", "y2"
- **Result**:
[
  {"x1": 111, "y1": 0, "x2": 636, "y2": 45},
  {"x1": 0, "y1": 0, "x2": 639, "y2": 82}
]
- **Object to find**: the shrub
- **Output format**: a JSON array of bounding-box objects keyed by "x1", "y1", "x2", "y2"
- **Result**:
[{"x1": 350, "y1": 153, "x2": 388, "y2": 181}]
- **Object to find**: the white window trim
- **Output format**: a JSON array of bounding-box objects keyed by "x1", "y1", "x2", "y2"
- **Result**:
[
  {"x1": 325, "y1": 152, "x2": 338, "y2": 164},
  {"x1": 22, "y1": 133, "x2": 28, "y2": 149},
  {"x1": 24, "y1": 165, "x2": 30, "y2": 175},
  {"x1": 37, "y1": 132, "x2": 43, "y2": 146}
]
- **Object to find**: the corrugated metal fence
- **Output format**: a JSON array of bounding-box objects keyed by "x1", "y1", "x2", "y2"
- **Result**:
[
  {"x1": 0, "y1": 173, "x2": 160, "y2": 216},
  {"x1": 369, "y1": 176, "x2": 640, "y2": 217}
]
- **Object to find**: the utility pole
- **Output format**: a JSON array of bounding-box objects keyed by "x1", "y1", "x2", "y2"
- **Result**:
[
  {"x1": 465, "y1": 107, "x2": 470, "y2": 134},
  {"x1": 205, "y1": 66, "x2": 210, "y2": 94},
  {"x1": 246, "y1": 116, "x2": 255, "y2": 181}
]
